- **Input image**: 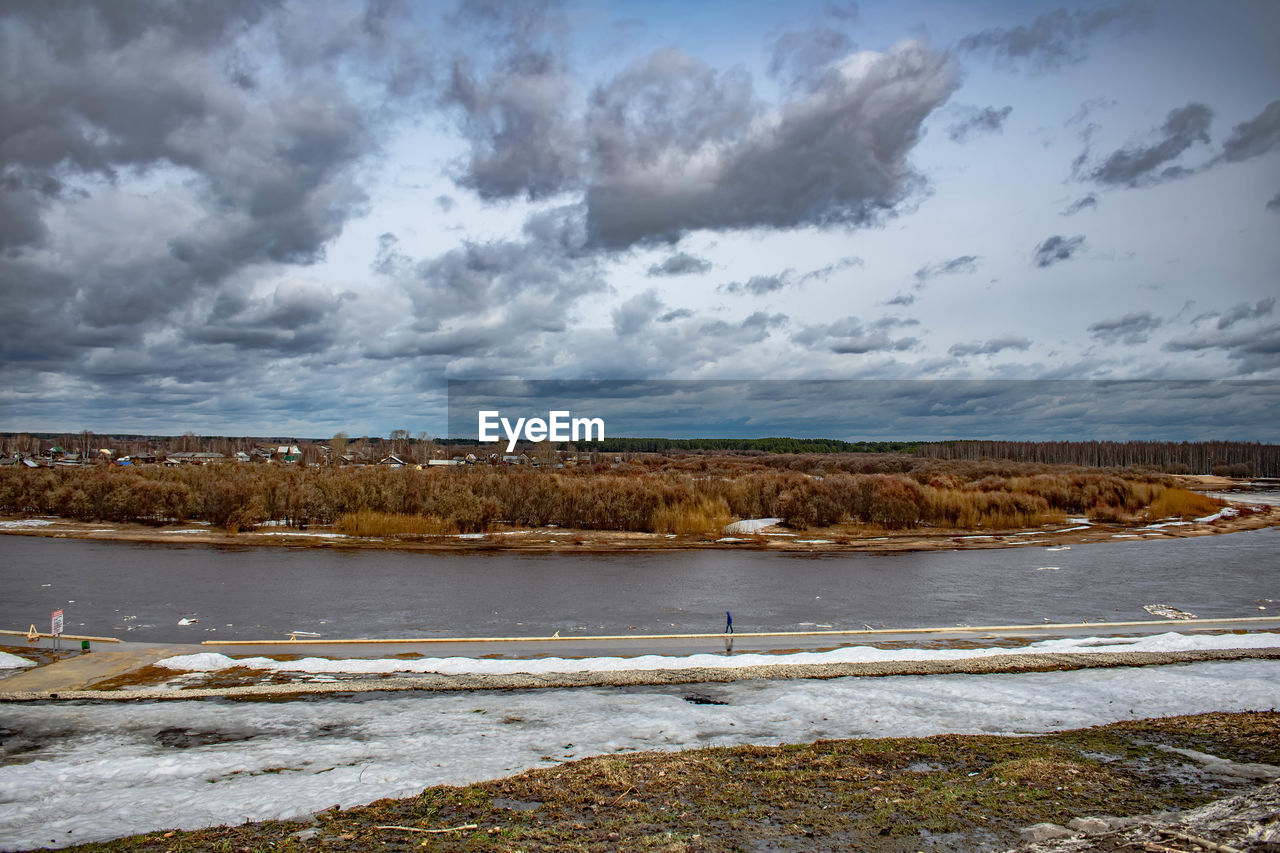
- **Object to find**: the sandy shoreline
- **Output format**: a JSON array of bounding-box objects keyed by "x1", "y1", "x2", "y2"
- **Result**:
[{"x1": 1, "y1": 503, "x2": 1275, "y2": 554}]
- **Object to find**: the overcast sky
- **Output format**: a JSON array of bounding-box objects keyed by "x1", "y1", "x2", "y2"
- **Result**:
[{"x1": 2, "y1": 0, "x2": 1278, "y2": 439}]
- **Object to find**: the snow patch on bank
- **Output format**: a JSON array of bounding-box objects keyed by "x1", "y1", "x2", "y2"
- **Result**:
[
  {"x1": 723, "y1": 518, "x2": 782, "y2": 534},
  {"x1": 0, "y1": 650, "x2": 34, "y2": 669},
  {"x1": 1196, "y1": 507, "x2": 1240, "y2": 523},
  {"x1": 156, "y1": 632, "x2": 1280, "y2": 677}
]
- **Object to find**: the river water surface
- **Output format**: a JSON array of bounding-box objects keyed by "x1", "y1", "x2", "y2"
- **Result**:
[{"x1": 2, "y1": 528, "x2": 1277, "y2": 643}]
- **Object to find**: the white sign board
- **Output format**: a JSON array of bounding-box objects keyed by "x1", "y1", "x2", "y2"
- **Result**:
[{"x1": 51, "y1": 609, "x2": 63, "y2": 636}]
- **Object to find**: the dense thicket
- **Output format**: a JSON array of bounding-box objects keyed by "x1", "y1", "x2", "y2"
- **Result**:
[{"x1": 0, "y1": 455, "x2": 1209, "y2": 535}]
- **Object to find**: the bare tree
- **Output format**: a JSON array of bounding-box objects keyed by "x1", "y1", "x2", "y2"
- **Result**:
[{"x1": 331, "y1": 432, "x2": 349, "y2": 464}]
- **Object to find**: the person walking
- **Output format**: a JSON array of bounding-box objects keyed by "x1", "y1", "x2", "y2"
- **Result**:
[{"x1": 725, "y1": 610, "x2": 733, "y2": 634}]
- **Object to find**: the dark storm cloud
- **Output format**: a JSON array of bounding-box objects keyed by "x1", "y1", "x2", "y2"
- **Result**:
[
  {"x1": 370, "y1": 223, "x2": 605, "y2": 362},
  {"x1": 1061, "y1": 194, "x2": 1098, "y2": 215},
  {"x1": 0, "y1": 0, "x2": 421, "y2": 377},
  {"x1": 647, "y1": 252, "x2": 713, "y2": 277},
  {"x1": 914, "y1": 255, "x2": 979, "y2": 286},
  {"x1": 583, "y1": 40, "x2": 958, "y2": 247},
  {"x1": 767, "y1": 23, "x2": 855, "y2": 91},
  {"x1": 696, "y1": 312, "x2": 788, "y2": 344},
  {"x1": 372, "y1": 233, "x2": 412, "y2": 277},
  {"x1": 885, "y1": 293, "x2": 915, "y2": 307},
  {"x1": 612, "y1": 290, "x2": 665, "y2": 336},
  {"x1": 958, "y1": 3, "x2": 1148, "y2": 71},
  {"x1": 793, "y1": 316, "x2": 919, "y2": 354},
  {"x1": 1032, "y1": 235, "x2": 1086, "y2": 268},
  {"x1": 800, "y1": 255, "x2": 864, "y2": 283},
  {"x1": 720, "y1": 274, "x2": 791, "y2": 296},
  {"x1": 187, "y1": 282, "x2": 347, "y2": 356},
  {"x1": 1199, "y1": 297, "x2": 1276, "y2": 330},
  {"x1": 1221, "y1": 100, "x2": 1280, "y2": 162},
  {"x1": 440, "y1": 13, "x2": 956, "y2": 248},
  {"x1": 1164, "y1": 324, "x2": 1280, "y2": 373},
  {"x1": 443, "y1": 0, "x2": 581, "y2": 200},
  {"x1": 947, "y1": 105, "x2": 1012, "y2": 142},
  {"x1": 719, "y1": 257, "x2": 861, "y2": 296},
  {"x1": 1076, "y1": 100, "x2": 1278, "y2": 193},
  {"x1": 448, "y1": 379, "x2": 1280, "y2": 442},
  {"x1": 948, "y1": 336, "x2": 1032, "y2": 357},
  {"x1": 1089, "y1": 103, "x2": 1212, "y2": 186},
  {"x1": 1087, "y1": 311, "x2": 1162, "y2": 345}
]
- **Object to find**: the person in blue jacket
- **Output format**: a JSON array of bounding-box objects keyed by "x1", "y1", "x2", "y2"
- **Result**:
[{"x1": 725, "y1": 611, "x2": 733, "y2": 634}]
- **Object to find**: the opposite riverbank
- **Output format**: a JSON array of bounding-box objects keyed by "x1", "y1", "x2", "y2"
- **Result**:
[{"x1": 1, "y1": 500, "x2": 1274, "y2": 554}]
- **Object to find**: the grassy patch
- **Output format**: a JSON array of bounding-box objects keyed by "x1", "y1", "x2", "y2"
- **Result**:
[
  {"x1": 50, "y1": 711, "x2": 1280, "y2": 853},
  {"x1": 651, "y1": 497, "x2": 732, "y2": 536},
  {"x1": 1145, "y1": 487, "x2": 1226, "y2": 520},
  {"x1": 333, "y1": 510, "x2": 456, "y2": 537}
]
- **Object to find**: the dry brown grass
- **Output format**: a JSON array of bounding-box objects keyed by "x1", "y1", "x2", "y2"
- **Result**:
[
  {"x1": 333, "y1": 510, "x2": 456, "y2": 537},
  {"x1": 1145, "y1": 487, "x2": 1225, "y2": 520},
  {"x1": 650, "y1": 496, "x2": 732, "y2": 535}
]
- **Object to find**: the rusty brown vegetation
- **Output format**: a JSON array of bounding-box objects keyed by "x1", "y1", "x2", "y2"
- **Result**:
[{"x1": 0, "y1": 454, "x2": 1221, "y2": 534}]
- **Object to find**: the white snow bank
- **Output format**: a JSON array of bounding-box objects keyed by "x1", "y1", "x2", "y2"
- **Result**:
[
  {"x1": 1196, "y1": 506, "x2": 1239, "y2": 523},
  {"x1": 0, "y1": 650, "x2": 34, "y2": 669},
  {"x1": 1, "y1": 660, "x2": 1278, "y2": 850},
  {"x1": 0, "y1": 519, "x2": 55, "y2": 528},
  {"x1": 723, "y1": 518, "x2": 782, "y2": 534},
  {"x1": 156, "y1": 632, "x2": 1280, "y2": 678}
]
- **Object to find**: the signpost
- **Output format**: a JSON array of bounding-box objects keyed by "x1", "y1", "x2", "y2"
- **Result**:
[{"x1": 51, "y1": 609, "x2": 63, "y2": 650}]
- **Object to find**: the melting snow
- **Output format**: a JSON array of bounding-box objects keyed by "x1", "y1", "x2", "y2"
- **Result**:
[
  {"x1": 1, "y1": 660, "x2": 1278, "y2": 850},
  {"x1": 155, "y1": 632, "x2": 1280, "y2": 677},
  {"x1": 723, "y1": 518, "x2": 782, "y2": 534},
  {"x1": 0, "y1": 650, "x2": 34, "y2": 669}
]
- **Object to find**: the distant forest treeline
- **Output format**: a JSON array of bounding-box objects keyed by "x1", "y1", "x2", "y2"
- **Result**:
[
  {"x1": 2, "y1": 433, "x2": 1276, "y2": 476},
  {"x1": 564, "y1": 437, "x2": 924, "y2": 454},
  {"x1": 919, "y1": 440, "x2": 1277, "y2": 477}
]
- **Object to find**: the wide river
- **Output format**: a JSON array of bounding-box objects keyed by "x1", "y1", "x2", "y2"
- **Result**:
[{"x1": 2, "y1": 528, "x2": 1277, "y2": 643}]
